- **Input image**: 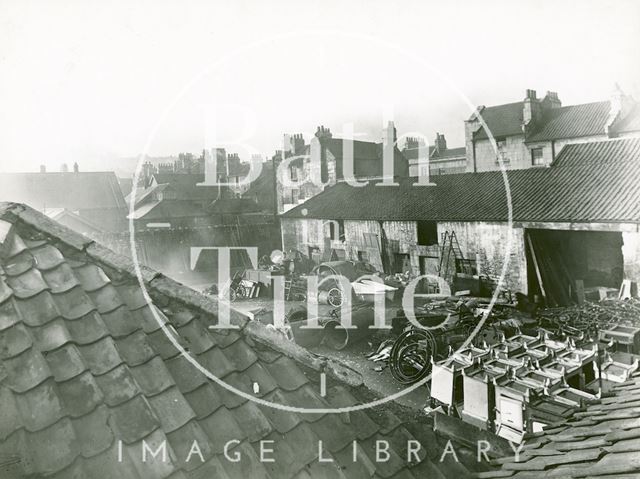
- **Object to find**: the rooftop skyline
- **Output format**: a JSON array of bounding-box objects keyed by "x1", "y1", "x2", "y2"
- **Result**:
[{"x1": 1, "y1": 0, "x2": 639, "y2": 172}]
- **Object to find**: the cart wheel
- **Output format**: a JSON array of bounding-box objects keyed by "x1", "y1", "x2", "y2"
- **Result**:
[
  {"x1": 238, "y1": 286, "x2": 250, "y2": 299},
  {"x1": 228, "y1": 288, "x2": 237, "y2": 302},
  {"x1": 327, "y1": 287, "x2": 343, "y2": 307}
]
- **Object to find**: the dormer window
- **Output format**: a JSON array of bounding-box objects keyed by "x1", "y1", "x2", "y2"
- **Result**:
[{"x1": 531, "y1": 148, "x2": 544, "y2": 166}]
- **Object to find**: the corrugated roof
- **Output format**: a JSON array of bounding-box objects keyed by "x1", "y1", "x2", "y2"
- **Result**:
[
  {"x1": 473, "y1": 102, "x2": 525, "y2": 140},
  {"x1": 526, "y1": 101, "x2": 610, "y2": 142},
  {"x1": 282, "y1": 138, "x2": 640, "y2": 224},
  {"x1": 0, "y1": 202, "x2": 472, "y2": 479},
  {"x1": 478, "y1": 374, "x2": 640, "y2": 478},
  {"x1": 0, "y1": 172, "x2": 127, "y2": 211}
]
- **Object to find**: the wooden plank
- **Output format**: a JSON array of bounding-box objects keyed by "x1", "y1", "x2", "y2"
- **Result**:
[
  {"x1": 575, "y1": 279, "x2": 585, "y2": 305},
  {"x1": 526, "y1": 233, "x2": 547, "y2": 303}
]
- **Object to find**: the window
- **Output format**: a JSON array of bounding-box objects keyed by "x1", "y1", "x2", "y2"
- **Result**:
[
  {"x1": 531, "y1": 148, "x2": 544, "y2": 166},
  {"x1": 495, "y1": 139, "x2": 510, "y2": 165},
  {"x1": 417, "y1": 221, "x2": 438, "y2": 246},
  {"x1": 328, "y1": 220, "x2": 345, "y2": 241},
  {"x1": 290, "y1": 166, "x2": 298, "y2": 181}
]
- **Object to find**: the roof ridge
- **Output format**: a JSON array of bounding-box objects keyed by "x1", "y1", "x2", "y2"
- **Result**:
[{"x1": 0, "y1": 202, "x2": 366, "y2": 390}]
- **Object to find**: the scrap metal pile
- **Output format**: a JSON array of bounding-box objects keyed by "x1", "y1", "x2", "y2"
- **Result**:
[
  {"x1": 384, "y1": 297, "x2": 640, "y2": 443},
  {"x1": 537, "y1": 298, "x2": 640, "y2": 339},
  {"x1": 388, "y1": 298, "x2": 532, "y2": 384}
]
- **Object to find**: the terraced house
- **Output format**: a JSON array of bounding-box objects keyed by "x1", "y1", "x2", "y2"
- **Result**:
[{"x1": 466, "y1": 86, "x2": 640, "y2": 172}]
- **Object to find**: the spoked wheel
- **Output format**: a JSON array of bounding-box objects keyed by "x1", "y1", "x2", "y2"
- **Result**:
[
  {"x1": 327, "y1": 287, "x2": 343, "y2": 307},
  {"x1": 390, "y1": 329, "x2": 434, "y2": 384},
  {"x1": 228, "y1": 288, "x2": 237, "y2": 302}
]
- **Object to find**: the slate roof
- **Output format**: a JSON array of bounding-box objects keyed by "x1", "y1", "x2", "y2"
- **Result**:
[
  {"x1": 402, "y1": 146, "x2": 466, "y2": 162},
  {"x1": 473, "y1": 102, "x2": 525, "y2": 140},
  {"x1": 227, "y1": 160, "x2": 251, "y2": 178},
  {"x1": 294, "y1": 138, "x2": 409, "y2": 179},
  {"x1": 151, "y1": 174, "x2": 220, "y2": 202},
  {"x1": 282, "y1": 137, "x2": 640, "y2": 224},
  {"x1": 242, "y1": 162, "x2": 276, "y2": 213},
  {"x1": 432, "y1": 147, "x2": 466, "y2": 161},
  {"x1": 0, "y1": 172, "x2": 127, "y2": 211},
  {"x1": 127, "y1": 200, "x2": 207, "y2": 221},
  {"x1": 478, "y1": 374, "x2": 640, "y2": 478},
  {"x1": 0, "y1": 202, "x2": 473, "y2": 479},
  {"x1": 208, "y1": 198, "x2": 261, "y2": 215},
  {"x1": 526, "y1": 102, "x2": 611, "y2": 142}
]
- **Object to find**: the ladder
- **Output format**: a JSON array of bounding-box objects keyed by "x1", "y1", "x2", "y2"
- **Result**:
[{"x1": 438, "y1": 231, "x2": 473, "y2": 281}]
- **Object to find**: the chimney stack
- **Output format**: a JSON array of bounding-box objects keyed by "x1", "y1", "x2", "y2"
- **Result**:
[
  {"x1": 606, "y1": 83, "x2": 632, "y2": 136},
  {"x1": 60, "y1": 163, "x2": 69, "y2": 173},
  {"x1": 288, "y1": 133, "x2": 305, "y2": 155},
  {"x1": 383, "y1": 121, "x2": 397, "y2": 145},
  {"x1": 404, "y1": 136, "x2": 424, "y2": 151},
  {"x1": 542, "y1": 91, "x2": 561, "y2": 109},
  {"x1": 73, "y1": 162, "x2": 79, "y2": 173},
  {"x1": 434, "y1": 133, "x2": 447, "y2": 153},
  {"x1": 523, "y1": 89, "x2": 542, "y2": 131},
  {"x1": 314, "y1": 125, "x2": 332, "y2": 140}
]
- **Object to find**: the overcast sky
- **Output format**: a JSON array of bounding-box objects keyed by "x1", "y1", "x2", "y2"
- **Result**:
[{"x1": 1, "y1": 0, "x2": 639, "y2": 173}]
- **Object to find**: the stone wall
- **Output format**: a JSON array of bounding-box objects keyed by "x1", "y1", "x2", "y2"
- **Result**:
[
  {"x1": 622, "y1": 231, "x2": 640, "y2": 282},
  {"x1": 281, "y1": 218, "x2": 440, "y2": 273},
  {"x1": 437, "y1": 221, "x2": 528, "y2": 294},
  {"x1": 472, "y1": 136, "x2": 530, "y2": 172}
]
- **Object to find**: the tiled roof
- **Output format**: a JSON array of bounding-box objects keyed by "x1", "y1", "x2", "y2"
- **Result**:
[
  {"x1": 0, "y1": 202, "x2": 471, "y2": 479},
  {"x1": 0, "y1": 172, "x2": 127, "y2": 211},
  {"x1": 473, "y1": 102, "x2": 525, "y2": 140},
  {"x1": 526, "y1": 101, "x2": 611, "y2": 142},
  {"x1": 282, "y1": 138, "x2": 640, "y2": 224},
  {"x1": 478, "y1": 374, "x2": 640, "y2": 478}
]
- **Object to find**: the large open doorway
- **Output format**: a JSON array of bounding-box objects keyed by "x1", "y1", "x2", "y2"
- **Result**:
[{"x1": 525, "y1": 229, "x2": 624, "y2": 306}]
